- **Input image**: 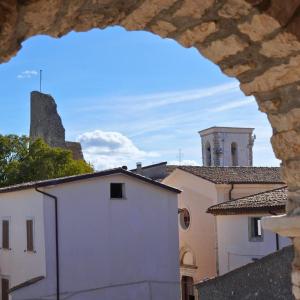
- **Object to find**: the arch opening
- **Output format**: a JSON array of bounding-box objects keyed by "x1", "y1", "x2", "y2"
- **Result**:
[{"x1": 1, "y1": 1, "x2": 300, "y2": 298}]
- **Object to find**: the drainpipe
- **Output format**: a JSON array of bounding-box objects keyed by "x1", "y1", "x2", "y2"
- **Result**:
[
  {"x1": 229, "y1": 183, "x2": 234, "y2": 200},
  {"x1": 35, "y1": 187, "x2": 60, "y2": 300},
  {"x1": 269, "y1": 210, "x2": 280, "y2": 251}
]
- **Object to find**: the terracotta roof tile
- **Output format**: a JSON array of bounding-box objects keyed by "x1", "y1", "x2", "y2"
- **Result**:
[
  {"x1": 177, "y1": 166, "x2": 284, "y2": 184},
  {"x1": 207, "y1": 187, "x2": 287, "y2": 215}
]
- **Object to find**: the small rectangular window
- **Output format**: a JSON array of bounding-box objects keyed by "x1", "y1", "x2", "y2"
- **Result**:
[
  {"x1": 249, "y1": 217, "x2": 263, "y2": 241},
  {"x1": 2, "y1": 220, "x2": 9, "y2": 250},
  {"x1": 1, "y1": 278, "x2": 9, "y2": 300},
  {"x1": 110, "y1": 183, "x2": 124, "y2": 199},
  {"x1": 26, "y1": 219, "x2": 34, "y2": 252}
]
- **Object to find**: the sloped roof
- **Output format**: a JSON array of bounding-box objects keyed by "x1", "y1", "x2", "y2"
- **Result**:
[
  {"x1": 0, "y1": 167, "x2": 181, "y2": 194},
  {"x1": 177, "y1": 166, "x2": 284, "y2": 184},
  {"x1": 207, "y1": 187, "x2": 287, "y2": 215}
]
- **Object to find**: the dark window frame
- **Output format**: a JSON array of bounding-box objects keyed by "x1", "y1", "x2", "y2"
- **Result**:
[
  {"x1": 110, "y1": 183, "x2": 125, "y2": 199},
  {"x1": 26, "y1": 219, "x2": 35, "y2": 252},
  {"x1": 2, "y1": 219, "x2": 10, "y2": 250},
  {"x1": 249, "y1": 217, "x2": 263, "y2": 242}
]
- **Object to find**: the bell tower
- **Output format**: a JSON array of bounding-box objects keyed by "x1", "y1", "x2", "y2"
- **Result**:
[{"x1": 199, "y1": 126, "x2": 255, "y2": 167}]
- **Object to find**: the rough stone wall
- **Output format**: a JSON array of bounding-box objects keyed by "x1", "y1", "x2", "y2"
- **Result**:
[
  {"x1": 1, "y1": 0, "x2": 300, "y2": 298},
  {"x1": 30, "y1": 91, "x2": 84, "y2": 160},
  {"x1": 30, "y1": 91, "x2": 66, "y2": 148},
  {"x1": 65, "y1": 141, "x2": 84, "y2": 161},
  {"x1": 197, "y1": 246, "x2": 294, "y2": 300}
]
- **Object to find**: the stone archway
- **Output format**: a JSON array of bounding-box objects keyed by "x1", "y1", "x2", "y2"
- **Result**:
[{"x1": 1, "y1": 0, "x2": 300, "y2": 298}]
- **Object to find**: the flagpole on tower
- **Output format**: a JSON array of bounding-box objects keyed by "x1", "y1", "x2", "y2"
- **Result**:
[{"x1": 39, "y1": 69, "x2": 42, "y2": 92}]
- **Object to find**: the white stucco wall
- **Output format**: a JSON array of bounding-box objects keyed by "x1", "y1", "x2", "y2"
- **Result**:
[
  {"x1": 11, "y1": 174, "x2": 180, "y2": 300},
  {"x1": 217, "y1": 214, "x2": 291, "y2": 275},
  {"x1": 0, "y1": 189, "x2": 46, "y2": 294}
]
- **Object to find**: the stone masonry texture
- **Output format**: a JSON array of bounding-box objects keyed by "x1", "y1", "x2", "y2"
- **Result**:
[
  {"x1": 1, "y1": 0, "x2": 300, "y2": 298},
  {"x1": 30, "y1": 91, "x2": 84, "y2": 160},
  {"x1": 30, "y1": 91, "x2": 66, "y2": 148},
  {"x1": 197, "y1": 246, "x2": 294, "y2": 300}
]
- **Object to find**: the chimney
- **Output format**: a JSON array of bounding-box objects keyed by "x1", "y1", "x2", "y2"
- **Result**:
[
  {"x1": 136, "y1": 162, "x2": 142, "y2": 175},
  {"x1": 121, "y1": 166, "x2": 128, "y2": 170}
]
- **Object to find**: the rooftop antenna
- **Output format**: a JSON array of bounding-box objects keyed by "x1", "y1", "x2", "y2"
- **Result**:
[
  {"x1": 39, "y1": 69, "x2": 42, "y2": 92},
  {"x1": 177, "y1": 148, "x2": 183, "y2": 165}
]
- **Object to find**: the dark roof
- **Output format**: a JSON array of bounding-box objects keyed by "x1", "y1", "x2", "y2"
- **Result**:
[
  {"x1": 207, "y1": 187, "x2": 287, "y2": 215},
  {"x1": 9, "y1": 276, "x2": 45, "y2": 293},
  {"x1": 0, "y1": 168, "x2": 181, "y2": 194},
  {"x1": 177, "y1": 166, "x2": 284, "y2": 184},
  {"x1": 131, "y1": 161, "x2": 168, "y2": 171}
]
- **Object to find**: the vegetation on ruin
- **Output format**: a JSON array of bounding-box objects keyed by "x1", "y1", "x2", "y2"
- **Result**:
[{"x1": 0, "y1": 134, "x2": 93, "y2": 187}]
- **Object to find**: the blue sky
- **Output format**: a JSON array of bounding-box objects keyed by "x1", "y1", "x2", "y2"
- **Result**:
[{"x1": 0, "y1": 26, "x2": 279, "y2": 169}]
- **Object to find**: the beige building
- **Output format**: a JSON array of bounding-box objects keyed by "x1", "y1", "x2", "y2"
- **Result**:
[
  {"x1": 133, "y1": 126, "x2": 286, "y2": 300},
  {"x1": 163, "y1": 166, "x2": 285, "y2": 299}
]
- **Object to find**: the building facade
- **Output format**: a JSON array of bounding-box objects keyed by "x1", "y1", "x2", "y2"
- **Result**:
[
  {"x1": 0, "y1": 168, "x2": 180, "y2": 300},
  {"x1": 207, "y1": 187, "x2": 291, "y2": 275},
  {"x1": 163, "y1": 166, "x2": 285, "y2": 299}
]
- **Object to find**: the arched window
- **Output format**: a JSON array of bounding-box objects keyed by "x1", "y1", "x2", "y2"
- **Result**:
[
  {"x1": 205, "y1": 142, "x2": 212, "y2": 166},
  {"x1": 231, "y1": 142, "x2": 238, "y2": 166}
]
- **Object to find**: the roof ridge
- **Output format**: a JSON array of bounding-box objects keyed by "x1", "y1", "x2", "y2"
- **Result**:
[{"x1": 0, "y1": 167, "x2": 181, "y2": 194}]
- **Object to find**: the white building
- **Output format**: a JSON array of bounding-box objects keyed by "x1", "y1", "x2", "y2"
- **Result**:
[
  {"x1": 207, "y1": 187, "x2": 291, "y2": 275},
  {"x1": 0, "y1": 167, "x2": 181, "y2": 300}
]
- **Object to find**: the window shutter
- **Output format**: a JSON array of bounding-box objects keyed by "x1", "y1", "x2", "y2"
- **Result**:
[
  {"x1": 26, "y1": 220, "x2": 34, "y2": 252},
  {"x1": 2, "y1": 220, "x2": 9, "y2": 249}
]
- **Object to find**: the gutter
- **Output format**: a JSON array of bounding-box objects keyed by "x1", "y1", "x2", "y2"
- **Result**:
[
  {"x1": 35, "y1": 187, "x2": 60, "y2": 300},
  {"x1": 229, "y1": 183, "x2": 234, "y2": 200}
]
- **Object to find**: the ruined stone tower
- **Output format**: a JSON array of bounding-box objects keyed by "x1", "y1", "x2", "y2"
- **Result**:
[
  {"x1": 199, "y1": 126, "x2": 255, "y2": 167},
  {"x1": 30, "y1": 91, "x2": 84, "y2": 160}
]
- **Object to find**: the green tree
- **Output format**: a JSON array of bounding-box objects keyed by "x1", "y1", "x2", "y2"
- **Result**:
[{"x1": 0, "y1": 135, "x2": 93, "y2": 187}]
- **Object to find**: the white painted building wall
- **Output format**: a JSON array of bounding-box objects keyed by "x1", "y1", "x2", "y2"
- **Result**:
[
  {"x1": 216, "y1": 214, "x2": 291, "y2": 275},
  {"x1": 0, "y1": 189, "x2": 46, "y2": 295},
  {"x1": 2, "y1": 173, "x2": 180, "y2": 300}
]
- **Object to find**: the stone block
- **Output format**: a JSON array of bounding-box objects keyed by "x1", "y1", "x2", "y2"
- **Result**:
[
  {"x1": 149, "y1": 20, "x2": 176, "y2": 37},
  {"x1": 176, "y1": 22, "x2": 217, "y2": 47},
  {"x1": 238, "y1": 14, "x2": 280, "y2": 42},
  {"x1": 257, "y1": 99, "x2": 281, "y2": 113},
  {"x1": 282, "y1": 160, "x2": 300, "y2": 190},
  {"x1": 218, "y1": 0, "x2": 252, "y2": 19},
  {"x1": 260, "y1": 32, "x2": 300, "y2": 58},
  {"x1": 199, "y1": 35, "x2": 248, "y2": 63},
  {"x1": 241, "y1": 55, "x2": 300, "y2": 95},
  {"x1": 223, "y1": 62, "x2": 254, "y2": 77},
  {"x1": 268, "y1": 108, "x2": 300, "y2": 132},
  {"x1": 173, "y1": 0, "x2": 214, "y2": 19},
  {"x1": 121, "y1": 0, "x2": 177, "y2": 31},
  {"x1": 271, "y1": 130, "x2": 300, "y2": 161}
]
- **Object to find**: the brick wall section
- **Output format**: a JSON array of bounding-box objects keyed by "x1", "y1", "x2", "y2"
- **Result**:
[
  {"x1": 196, "y1": 246, "x2": 294, "y2": 300},
  {"x1": 1, "y1": 0, "x2": 300, "y2": 298}
]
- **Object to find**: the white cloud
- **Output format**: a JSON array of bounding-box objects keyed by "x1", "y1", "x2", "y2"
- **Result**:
[
  {"x1": 77, "y1": 81, "x2": 240, "y2": 112},
  {"x1": 211, "y1": 97, "x2": 256, "y2": 112},
  {"x1": 17, "y1": 70, "x2": 38, "y2": 79},
  {"x1": 77, "y1": 130, "x2": 159, "y2": 170},
  {"x1": 168, "y1": 159, "x2": 199, "y2": 166}
]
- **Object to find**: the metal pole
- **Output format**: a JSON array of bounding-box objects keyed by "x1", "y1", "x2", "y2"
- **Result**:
[{"x1": 40, "y1": 70, "x2": 42, "y2": 92}]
